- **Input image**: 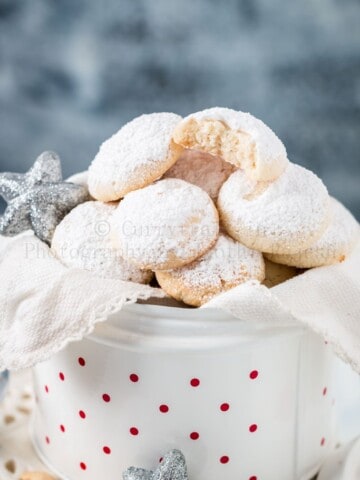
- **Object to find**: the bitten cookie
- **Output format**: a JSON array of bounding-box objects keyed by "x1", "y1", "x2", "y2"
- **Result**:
[
  {"x1": 217, "y1": 163, "x2": 330, "y2": 254},
  {"x1": 88, "y1": 113, "x2": 183, "y2": 201},
  {"x1": 266, "y1": 197, "x2": 359, "y2": 268},
  {"x1": 51, "y1": 201, "x2": 152, "y2": 284},
  {"x1": 263, "y1": 259, "x2": 300, "y2": 288},
  {"x1": 156, "y1": 233, "x2": 265, "y2": 307},
  {"x1": 172, "y1": 107, "x2": 288, "y2": 182},
  {"x1": 112, "y1": 179, "x2": 219, "y2": 270},
  {"x1": 163, "y1": 149, "x2": 235, "y2": 200}
]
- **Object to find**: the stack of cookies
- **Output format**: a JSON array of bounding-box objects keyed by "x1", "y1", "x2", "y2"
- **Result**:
[{"x1": 51, "y1": 108, "x2": 359, "y2": 306}]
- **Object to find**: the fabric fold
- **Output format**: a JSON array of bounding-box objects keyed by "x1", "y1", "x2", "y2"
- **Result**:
[{"x1": 0, "y1": 233, "x2": 359, "y2": 373}]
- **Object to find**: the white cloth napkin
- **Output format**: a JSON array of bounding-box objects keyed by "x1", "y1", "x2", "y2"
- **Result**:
[
  {"x1": 0, "y1": 233, "x2": 166, "y2": 370},
  {"x1": 0, "y1": 232, "x2": 359, "y2": 373},
  {"x1": 204, "y1": 241, "x2": 360, "y2": 373}
]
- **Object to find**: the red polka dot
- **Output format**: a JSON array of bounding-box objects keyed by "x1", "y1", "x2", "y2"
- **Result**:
[
  {"x1": 78, "y1": 357, "x2": 86, "y2": 367},
  {"x1": 220, "y1": 403, "x2": 230, "y2": 412},
  {"x1": 129, "y1": 373, "x2": 139, "y2": 383},
  {"x1": 323, "y1": 387, "x2": 327, "y2": 396},
  {"x1": 159, "y1": 457, "x2": 163, "y2": 463},
  {"x1": 102, "y1": 393, "x2": 111, "y2": 403},
  {"x1": 59, "y1": 372, "x2": 65, "y2": 381},
  {"x1": 45, "y1": 436, "x2": 50, "y2": 444},
  {"x1": 103, "y1": 446, "x2": 111, "y2": 455},
  {"x1": 249, "y1": 476, "x2": 257, "y2": 480},
  {"x1": 159, "y1": 404, "x2": 169, "y2": 413},
  {"x1": 60, "y1": 424, "x2": 65, "y2": 433},
  {"x1": 80, "y1": 462, "x2": 87, "y2": 470},
  {"x1": 249, "y1": 370, "x2": 259, "y2": 380},
  {"x1": 220, "y1": 456, "x2": 229, "y2": 464},
  {"x1": 190, "y1": 432, "x2": 199, "y2": 440},
  {"x1": 130, "y1": 427, "x2": 139, "y2": 436},
  {"x1": 249, "y1": 424, "x2": 258, "y2": 433},
  {"x1": 190, "y1": 378, "x2": 200, "y2": 387},
  {"x1": 79, "y1": 410, "x2": 86, "y2": 419},
  {"x1": 321, "y1": 437, "x2": 326, "y2": 446},
  {"x1": 44, "y1": 385, "x2": 49, "y2": 393}
]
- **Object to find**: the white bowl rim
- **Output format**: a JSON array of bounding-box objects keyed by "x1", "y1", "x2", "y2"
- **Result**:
[{"x1": 87, "y1": 302, "x2": 307, "y2": 351}]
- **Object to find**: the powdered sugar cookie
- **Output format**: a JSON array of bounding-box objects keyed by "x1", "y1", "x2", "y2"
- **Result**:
[
  {"x1": 156, "y1": 233, "x2": 265, "y2": 306},
  {"x1": 112, "y1": 179, "x2": 219, "y2": 270},
  {"x1": 266, "y1": 197, "x2": 359, "y2": 268},
  {"x1": 51, "y1": 201, "x2": 152, "y2": 284},
  {"x1": 218, "y1": 163, "x2": 330, "y2": 254},
  {"x1": 173, "y1": 107, "x2": 288, "y2": 182},
  {"x1": 163, "y1": 149, "x2": 235, "y2": 200},
  {"x1": 263, "y1": 259, "x2": 300, "y2": 288},
  {"x1": 88, "y1": 113, "x2": 183, "y2": 201}
]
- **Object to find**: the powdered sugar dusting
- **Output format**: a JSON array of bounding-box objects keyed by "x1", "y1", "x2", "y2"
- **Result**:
[
  {"x1": 88, "y1": 112, "x2": 182, "y2": 199},
  {"x1": 51, "y1": 201, "x2": 152, "y2": 283},
  {"x1": 167, "y1": 233, "x2": 264, "y2": 288},
  {"x1": 163, "y1": 149, "x2": 235, "y2": 199},
  {"x1": 218, "y1": 162, "x2": 330, "y2": 254},
  {"x1": 188, "y1": 107, "x2": 288, "y2": 173},
  {"x1": 267, "y1": 197, "x2": 360, "y2": 267},
  {"x1": 317, "y1": 198, "x2": 359, "y2": 252},
  {"x1": 112, "y1": 178, "x2": 219, "y2": 270}
]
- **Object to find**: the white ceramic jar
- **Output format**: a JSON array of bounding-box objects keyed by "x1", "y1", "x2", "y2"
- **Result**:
[{"x1": 31, "y1": 303, "x2": 336, "y2": 480}]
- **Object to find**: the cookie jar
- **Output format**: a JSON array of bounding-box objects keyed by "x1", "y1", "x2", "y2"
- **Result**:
[{"x1": 31, "y1": 302, "x2": 336, "y2": 480}]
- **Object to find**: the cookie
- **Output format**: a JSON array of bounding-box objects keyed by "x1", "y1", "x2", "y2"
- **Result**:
[
  {"x1": 217, "y1": 163, "x2": 330, "y2": 254},
  {"x1": 172, "y1": 107, "x2": 288, "y2": 182},
  {"x1": 88, "y1": 113, "x2": 184, "y2": 201},
  {"x1": 266, "y1": 197, "x2": 359, "y2": 268},
  {"x1": 51, "y1": 201, "x2": 152, "y2": 284},
  {"x1": 163, "y1": 149, "x2": 235, "y2": 200},
  {"x1": 112, "y1": 179, "x2": 219, "y2": 270},
  {"x1": 263, "y1": 259, "x2": 300, "y2": 288},
  {"x1": 156, "y1": 233, "x2": 265, "y2": 306}
]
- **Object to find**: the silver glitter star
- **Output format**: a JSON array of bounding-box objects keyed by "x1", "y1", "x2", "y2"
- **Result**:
[
  {"x1": 123, "y1": 450, "x2": 188, "y2": 480},
  {"x1": 0, "y1": 151, "x2": 89, "y2": 244},
  {"x1": 123, "y1": 467, "x2": 154, "y2": 480}
]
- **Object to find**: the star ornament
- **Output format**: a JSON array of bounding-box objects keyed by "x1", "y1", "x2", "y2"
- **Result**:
[
  {"x1": 0, "y1": 151, "x2": 89, "y2": 244},
  {"x1": 123, "y1": 450, "x2": 188, "y2": 480}
]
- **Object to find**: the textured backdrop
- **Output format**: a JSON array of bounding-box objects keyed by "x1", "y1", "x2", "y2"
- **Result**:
[{"x1": 0, "y1": 0, "x2": 359, "y2": 216}]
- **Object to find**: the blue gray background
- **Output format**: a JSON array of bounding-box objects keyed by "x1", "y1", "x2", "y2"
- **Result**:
[{"x1": 0, "y1": 0, "x2": 359, "y2": 217}]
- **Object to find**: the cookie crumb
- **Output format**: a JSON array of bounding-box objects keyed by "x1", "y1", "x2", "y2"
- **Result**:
[{"x1": 5, "y1": 459, "x2": 16, "y2": 473}]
